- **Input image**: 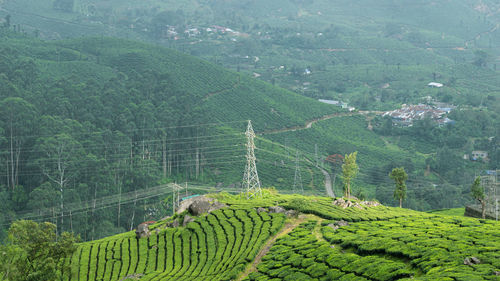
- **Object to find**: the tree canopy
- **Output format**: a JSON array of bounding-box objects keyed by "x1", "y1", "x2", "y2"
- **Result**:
[
  {"x1": 341, "y1": 151, "x2": 358, "y2": 198},
  {"x1": 389, "y1": 167, "x2": 408, "y2": 208},
  {"x1": 0, "y1": 220, "x2": 78, "y2": 281},
  {"x1": 471, "y1": 176, "x2": 486, "y2": 219}
]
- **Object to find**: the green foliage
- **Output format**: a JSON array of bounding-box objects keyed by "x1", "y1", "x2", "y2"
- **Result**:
[
  {"x1": 389, "y1": 167, "x2": 408, "y2": 208},
  {"x1": 62, "y1": 208, "x2": 285, "y2": 281},
  {"x1": 342, "y1": 151, "x2": 359, "y2": 198},
  {"x1": 323, "y1": 215, "x2": 500, "y2": 280},
  {"x1": 239, "y1": 192, "x2": 499, "y2": 281},
  {"x1": 471, "y1": 176, "x2": 484, "y2": 202},
  {"x1": 427, "y1": 208, "x2": 465, "y2": 217},
  {"x1": 471, "y1": 176, "x2": 487, "y2": 219},
  {"x1": 0, "y1": 220, "x2": 78, "y2": 281},
  {"x1": 0, "y1": 32, "x2": 334, "y2": 239}
]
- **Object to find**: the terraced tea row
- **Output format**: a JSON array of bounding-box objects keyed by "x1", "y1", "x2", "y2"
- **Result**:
[
  {"x1": 323, "y1": 215, "x2": 500, "y2": 280},
  {"x1": 62, "y1": 208, "x2": 285, "y2": 281},
  {"x1": 245, "y1": 220, "x2": 415, "y2": 281},
  {"x1": 215, "y1": 193, "x2": 422, "y2": 221}
]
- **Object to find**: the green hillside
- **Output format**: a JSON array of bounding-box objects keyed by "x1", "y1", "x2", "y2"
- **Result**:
[
  {"x1": 0, "y1": 26, "x2": 496, "y2": 243},
  {"x1": 0, "y1": 29, "x2": 339, "y2": 240},
  {"x1": 59, "y1": 192, "x2": 500, "y2": 281}
]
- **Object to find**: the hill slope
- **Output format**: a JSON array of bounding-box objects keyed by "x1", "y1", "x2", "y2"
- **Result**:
[{"x1": 61, "y1": 192, "x2": 500, "y2": 281}]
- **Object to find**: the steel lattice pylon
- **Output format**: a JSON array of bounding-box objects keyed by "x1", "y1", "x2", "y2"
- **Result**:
[
  {"x1": 242, "y1": 120, "x2": 262, "y2": 198},
  {"x1": 293, "y1": 150, "x2": 303, "y2": 194}
]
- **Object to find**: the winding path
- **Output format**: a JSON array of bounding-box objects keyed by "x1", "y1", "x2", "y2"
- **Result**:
[
  {"x1": 320, "y1": 167, "x2": 335, "y2": 197},
  {"x1": 257, "y1": 111, "x2": 357, "y2": 135},
  {"x1": 236, "y1": 214, "x2": 320, "y2": 281}
]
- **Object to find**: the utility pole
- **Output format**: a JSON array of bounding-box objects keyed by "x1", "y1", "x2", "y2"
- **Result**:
[
  {"x1": 293, "y1": 150, "x2": 303, "y2": 194},
  {"x1": 172, "y1": 186, "x2": 176, "y2": 216},
  {"x1": 315, "y1": 144, "x2": 319, "y2": 167},
  {"x1": 242, "y1": 120, "x2": 262, "y2": 198},
  {"x1": 172, "y1": 183, "x2": 182, "y2": 215}
]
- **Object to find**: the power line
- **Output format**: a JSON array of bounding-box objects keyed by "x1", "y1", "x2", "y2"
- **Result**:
[
  {"x1": 4, "y1": 143, "x2": 245, "y2": 166},
  {"x1": 5, "y1": 120, "x2": 247, "y2": 139},
  {"x1": 3, "y1": 183, "x2": 245, "y2": 227},
  {"x1": 5, "y1": 133, "x2": 245, "y2": 154}
]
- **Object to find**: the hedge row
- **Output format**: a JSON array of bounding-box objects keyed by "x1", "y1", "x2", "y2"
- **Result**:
[
  {"x1": 62, "y1": 208, "x2": 285, "y2": 281},
  {"x1": 245, "y1": 220, "x2": 415, "y2": 281},
  {"x1": 322, "y1": 215, "x2": 500, "y2": 280}
]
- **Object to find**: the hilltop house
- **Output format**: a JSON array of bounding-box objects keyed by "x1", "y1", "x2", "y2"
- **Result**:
[
  {"x1": 427, "y1": 82, "x2": 443, "y2": 88},
  {"x1": 471, "y1": 151, "x2": 488, "y2": 161},
  {"x1": 318, "y1": 99, "x2": 355, "y2": 111}
]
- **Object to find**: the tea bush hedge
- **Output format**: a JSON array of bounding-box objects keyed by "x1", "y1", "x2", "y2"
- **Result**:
[{"x1": 62, "y1": 208, "x2": 285, "y2": 281}]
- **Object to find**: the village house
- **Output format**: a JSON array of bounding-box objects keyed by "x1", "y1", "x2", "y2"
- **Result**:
[
  {"x1": 427, "y1": 82, "x2": 443, "y2": 88},
  {"x1": 318, "y1": 99, "x2": 356, "y2": 111},
  {"x1": 383, "y1": 104, "x2": 453, "y2": 126},
  {"x1": 471, "y1": 151, "x2": 488, "y2": 161}
]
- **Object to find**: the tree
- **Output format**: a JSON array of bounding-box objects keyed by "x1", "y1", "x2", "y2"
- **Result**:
[
  {"x1": 341, "y1": 152, "x2": 358, "y2": 198},
  {"x1": 0, "y1": 220, "x2": 78, "y2": 281},
  {"x1": 4, "y1": 15, "x2": 10, "y2": 28},
  {"x1": 471, "y1": 176, "x2": 486, "y2": 219},
  {"x1": 0, "y1": 97, "x2": 36, "y2": 191},
  {"x1": 36, "y1": 133, "x2": 84, "y2": 227},
  {"x1": 389, "y1": 167, "x2": 408, "y2": 208},
  {"x1": 473, "y1": 50, "x2": 490, "y2": 68}
]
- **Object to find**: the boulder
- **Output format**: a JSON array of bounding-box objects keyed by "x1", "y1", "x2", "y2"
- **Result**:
[
  {"x1": 183, "y1": 215, "x2": 195, "y2": 227},
  {"x1": 353, "y1": 203, "x2": 364, "y2": 209},
  {"x1": 326, "y1": 220, "x2": 349, "y2": 231},
  {"x1": 268, "y1": 206, "x2": 286, "y2": 213},
  {"x1": 177, "y1": 195, "x2": 226, "y2": 216},
  {"x1": 464, "y1": 257, "x2": 481, "y2": 265},
  {"x1": 256, "y1": 207, "x2": 268, "y2": 213},
  {"x1": 333, "y1": 198, "x2": 381, "y2": 209},
  {"x1": 119, "y1": 273, "x2": 144, "y2": 281},
  {"x1": 362, "y1": 201, "x2": 381, "y2": 207},
  {"x1": 189, "y1": 200, "x2": 212, "y2": 216},
  {"x1": 332, "y1": 198, "x2": 350, "y2": 209},
  {"x1": 284, "y1": 209, "x2": 299, "y2": 218},
  {"x1": 135, "y1": 223, "x2": 150, "y2": 239},
  {"x1": 327, "y1": 223, "x2": 339, "y2": 230},
  {"x1": 336, "y1": 220, "x2": 349, "y2": 227},
  {"x1": 166, "y1": 219, "x2": 179, "y2": 228}
]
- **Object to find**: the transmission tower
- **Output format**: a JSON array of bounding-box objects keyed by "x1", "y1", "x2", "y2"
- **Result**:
[
  {"x1": 315, "y1": 144, "x2": 319, "y2": 167},
  {"x1": 242, "y1": 120, "x2": 262, "y2": 198},
  {"x1": 293, "y1": 150, "x2": 304, "y2": 194}
]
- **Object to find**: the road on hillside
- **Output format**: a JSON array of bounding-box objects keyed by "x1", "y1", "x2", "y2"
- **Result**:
[
  {"x1": 320, "y1": 167, "x2": 335, "y2": 197},
  {"x1": 257, "y1": 110, "x2": 384, "y2": 136},
  {"x1": 257, "y1": 112, "x2": 355, "y2": 135}
]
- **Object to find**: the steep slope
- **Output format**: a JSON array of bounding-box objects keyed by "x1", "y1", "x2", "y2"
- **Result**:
[{"x1": 61, "y1": 192, "x2": 500, "y2": 281}]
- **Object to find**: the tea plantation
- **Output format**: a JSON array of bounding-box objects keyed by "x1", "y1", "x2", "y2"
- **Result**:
[
  {"x1": 61, "y1": 208, "x2": 285, "y2": 281},
  {"x1": 61, "y1": 192, "x2": 500, "y2": 280}
]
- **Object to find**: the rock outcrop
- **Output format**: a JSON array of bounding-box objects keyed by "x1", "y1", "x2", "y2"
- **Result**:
[
  {"x1": 135, "y1": 223, "x2": 151, "y2": 239},
  {"x1": 268, "y1": 206, "x2": 286, "y2": 214},
  {"x1": 177, "y1": 195, "x2": 226, "y2": 216},
  {"x1": 256, "y1": 207, "x2": 268, "y2": 213},
  {"x1": 326, "y1": 220, "x2": 350, "y2": 231},
  {"x1": 332, "y1": 198, "x2": 380, "y2": 209},
  {"x1": 464, "y1": 257, "x2": 481, "y2": 265},
  {"x1": 183, "y1": 215, "x2": 195, "y2": 226}
]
